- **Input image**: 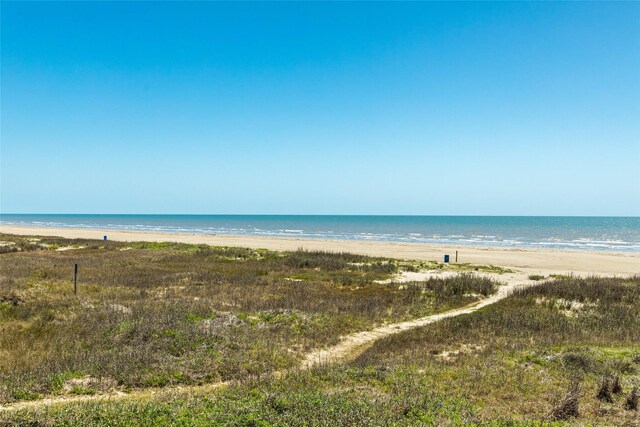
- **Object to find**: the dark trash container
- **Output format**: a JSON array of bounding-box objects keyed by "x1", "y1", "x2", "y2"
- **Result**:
[{"x1": 444, "y1": 254, "x2": 449, "y2": 263}]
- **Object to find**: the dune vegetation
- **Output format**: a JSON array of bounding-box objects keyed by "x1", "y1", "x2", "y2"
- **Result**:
[
  {"x1": 0, "y1": 235, "x2": 491, "y2": 401},
  {"x1": 0, "y1": 234, "x2": 638, "y2": 426}
]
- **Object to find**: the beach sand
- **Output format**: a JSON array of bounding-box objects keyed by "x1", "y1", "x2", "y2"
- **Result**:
[{"x1": 1, "y1": 225, "x2": 638, "y2": 277}]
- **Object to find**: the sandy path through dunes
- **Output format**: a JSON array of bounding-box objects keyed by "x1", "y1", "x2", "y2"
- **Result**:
[
  {"x1": 0, "y1": 381, "x2": 230, "y2": 413},
  {"x1": 0, "y1": 227, "x2": 636, "y2": 412},
  {"x1": 1, "y1": 270, "x2": 536, "y2": 413},
  {"x1": 302, "y1": 271, "x2": 532, "y2": 368}
]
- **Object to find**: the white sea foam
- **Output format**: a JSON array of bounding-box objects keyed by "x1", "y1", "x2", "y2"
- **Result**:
[{"x1": 2, "y1": 216, "x2": 639, "y2": 252}]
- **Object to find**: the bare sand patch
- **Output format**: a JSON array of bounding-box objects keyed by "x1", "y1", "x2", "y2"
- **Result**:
[{"x1": 535, "y1": 297, "x2": 598, "y2": 317}]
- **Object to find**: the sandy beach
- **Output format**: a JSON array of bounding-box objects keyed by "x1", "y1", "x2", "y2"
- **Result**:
[{"x1": 2, "y1": 225, "x2": 638, "y2": 277}]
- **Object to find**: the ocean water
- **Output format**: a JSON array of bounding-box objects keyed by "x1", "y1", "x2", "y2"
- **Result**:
[{"x1": 1, "y1": 214, "x2": 639, "y2": 252}]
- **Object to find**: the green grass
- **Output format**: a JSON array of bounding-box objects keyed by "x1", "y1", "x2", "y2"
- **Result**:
[
  {"x1": 0, "y1": 233, "x2": 493, "y2": 405},
  {"x1": 5, "y1": 362, "x2": 637, "y2": 426},
  {"x1": 350, "y1": 276, "x2": 640, "y2": 424},
  {"x1": 1, "y1": 368, "x2": 479, "y2": 426},
  {"x1": 1, "y1": 233, "x2": 637, "y2": 426}
]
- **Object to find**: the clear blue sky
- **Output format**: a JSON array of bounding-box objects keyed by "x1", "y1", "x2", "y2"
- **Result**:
[{"x1": 1, "y1": 1, "x2": 639, "y2": 215}]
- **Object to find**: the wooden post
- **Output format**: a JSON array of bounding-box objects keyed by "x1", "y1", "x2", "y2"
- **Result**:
[
  {"x1": 74, "y1": 263, "x2": 78, "y2": 295},
  {"x1": 455, "y1": 251, "x2": 458, "y2": 263}
]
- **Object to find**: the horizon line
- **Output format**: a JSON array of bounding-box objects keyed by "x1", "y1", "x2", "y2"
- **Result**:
[{"x1": 1, "y1": 213, "x2": 639, "y2": 218}]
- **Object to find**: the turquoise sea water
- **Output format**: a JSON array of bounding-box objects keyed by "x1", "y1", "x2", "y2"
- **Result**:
[{"x1": 1, "y1": 215, "x2": 639, "y2": 252}]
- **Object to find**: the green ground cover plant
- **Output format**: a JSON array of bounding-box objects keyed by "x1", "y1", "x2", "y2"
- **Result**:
[
  {"x1": 2, "y1": 234, "x2": 636, "y2": 426},
  {"x1": 350, "y1": 276, "x2": 640, "y2": 425},
  {"x1": 0, "y1": 234, "x2": 492, "y2": 405}
]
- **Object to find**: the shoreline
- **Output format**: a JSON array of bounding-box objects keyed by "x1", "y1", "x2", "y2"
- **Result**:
[{"x1": 2, "y1": 225, "x2": 639, "y2": 277}]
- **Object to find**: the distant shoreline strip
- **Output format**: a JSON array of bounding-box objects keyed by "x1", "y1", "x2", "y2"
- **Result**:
[{"x1": 1, "y1": 221, "x2": 638, "y2": 253}]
